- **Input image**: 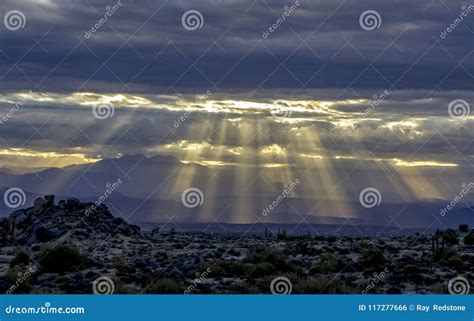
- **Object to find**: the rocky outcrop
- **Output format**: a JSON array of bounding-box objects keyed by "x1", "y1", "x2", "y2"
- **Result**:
[{"x1": 0, "y1": 195, "x2": 142, "y2": 246}]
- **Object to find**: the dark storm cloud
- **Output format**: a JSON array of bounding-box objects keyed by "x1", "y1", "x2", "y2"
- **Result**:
[
  {"x1": 0, "y1": 0, "x2": 472, "y2": 93},
  {"x1": 0, "y1": 90, "x2": 471, "y2": 168}
]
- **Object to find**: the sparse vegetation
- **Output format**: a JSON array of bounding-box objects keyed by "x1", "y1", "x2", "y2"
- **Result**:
[
  {"x1": 39, "y1": 245, "x2": 89, "y2": 273},
  {"x1": 145, "y1": 278, "x2": 184, "y2": 294},
  {"x1": 11, "y1": 250, "x2": 30, "y2": 266},
  {"x1": 0, "y1": 199, "x2": 469, "y2": 294}
]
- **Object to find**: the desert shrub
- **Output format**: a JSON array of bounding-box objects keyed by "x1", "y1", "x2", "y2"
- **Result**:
[
  {"x1": 294, "y1": 276, "x2": 355, "y2": 294},
  {"x1": 145, "y1": 278, "x2": 184, "y2": 294},
  {"x1": 249, "y1": 262, "x2": 277, "y2": 277},
  {"x1": 442, "y1": 229, "x2": 458, "y2": 245},
  {"x1": 464, "y1": 231, "x2": 474, "y2": 245},
  {"x1": 445, "y1": 254, "x2": 462, "y2": 269},
  {"x1": 40, "y1": 245, "x2": 88, "y2": 273},
  {"x1": 245, "y1": 248, "x2": 291, "y2": 272},
  {"x1": 314, "y1": 253, "x2": 348, "y2": 273},
  {"x1": 430, "y1": 283, "x2": 448, "y2": 294},
  {"x1": 111, "y1": 256, "x2": 130, "y2": 273},
  {"x1": 358, "y1": 248, "x2": 388, "y2": 272},
  {"x1": 202, "y1": 260, "x2": 251, "y2": 278},
  {"x1": 230, "y1": 282, "x2": 259, "y2": 294},
  {"x1": 395, "y1": 264, "x2": 422, "y2": 283},
  {"x1": 4, "y1": 267, "x2": 33, "y2": 293},
  {"x1": 11, "y1": 250, "x2": 30, "y2": 266},
  {"x1": 386, "y1": 286, "x2": 402, "y2": 294}
]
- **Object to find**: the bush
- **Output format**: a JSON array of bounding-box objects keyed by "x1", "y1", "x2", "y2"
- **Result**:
[
  {"x1": 11, "y1": 250, "x2": 30, "y2": 266},
  {"x1": 40, "y1": 245, "x2": 88, "y2": 273},
  {"x1": 314, "y1": 253, "x2": 347, "y2": 273},
  {"x1": 294, "y1": 276, "x2": 355, "y2": 294},
  {"x1": 4, "y1": 267, "x2": 33, "y2": 293},
  {"x1": 442, "y1": 229, "x2": 458, "y2": 245},
  {"x1": 145, "y1": 278, "x2": 184, "y2": 294},
  {"x1": 111, "y1": 256, "x2": 130, "y2": 273},
  {"x1": 395, "y1": 264, "x2": 422, "y2": 283},
  {"x1": 445, "y1": 254, "x2": 462, "y2": 269},
  {"x1": 245, "y1": 248, "x2": 291, "y2": 272},
  {"x1": 464, "y1": 231, "x2": 474, "y2": 245},
  {"x1": 358, "y1": 248, "x2": 388, "y2": 270}
]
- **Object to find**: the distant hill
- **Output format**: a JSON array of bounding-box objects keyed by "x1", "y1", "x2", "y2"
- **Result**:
[{"x1": 0, "y1": 155, "x2": 472, "y2": 230}]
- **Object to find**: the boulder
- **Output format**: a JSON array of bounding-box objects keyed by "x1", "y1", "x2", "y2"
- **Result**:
[
  {"x1": 35, "y1": 227, "x2": 57, "y2": 242},
  {"x1": 58, "y1": 200, "x2": 66, "y2": 210},
  {"x1": 44, "y1": 195, "x2": 55, "y2": 206},
  {"x1": 34, "y1": 198, "x2": 48, "y2": 215},
  {"x1": 12, "y1": 210, "x2": 29, "y2": 226},
  {"x1": 66, "y1": 198, "x2": 80, "y2": 210}
]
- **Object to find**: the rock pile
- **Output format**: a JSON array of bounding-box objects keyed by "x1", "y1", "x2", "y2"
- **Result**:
[{"x1": 0, "y1": 195, "x2": 142, "y2": 246}]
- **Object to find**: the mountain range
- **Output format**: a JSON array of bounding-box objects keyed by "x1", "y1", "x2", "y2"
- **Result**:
[{"x1": 0, "y1": 154, "x2": 472, "y2": 231}]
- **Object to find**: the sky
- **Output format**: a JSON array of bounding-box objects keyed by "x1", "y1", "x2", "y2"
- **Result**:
[{"x1": 0, "y1": 0, "x2": 472, "y2": 220}]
